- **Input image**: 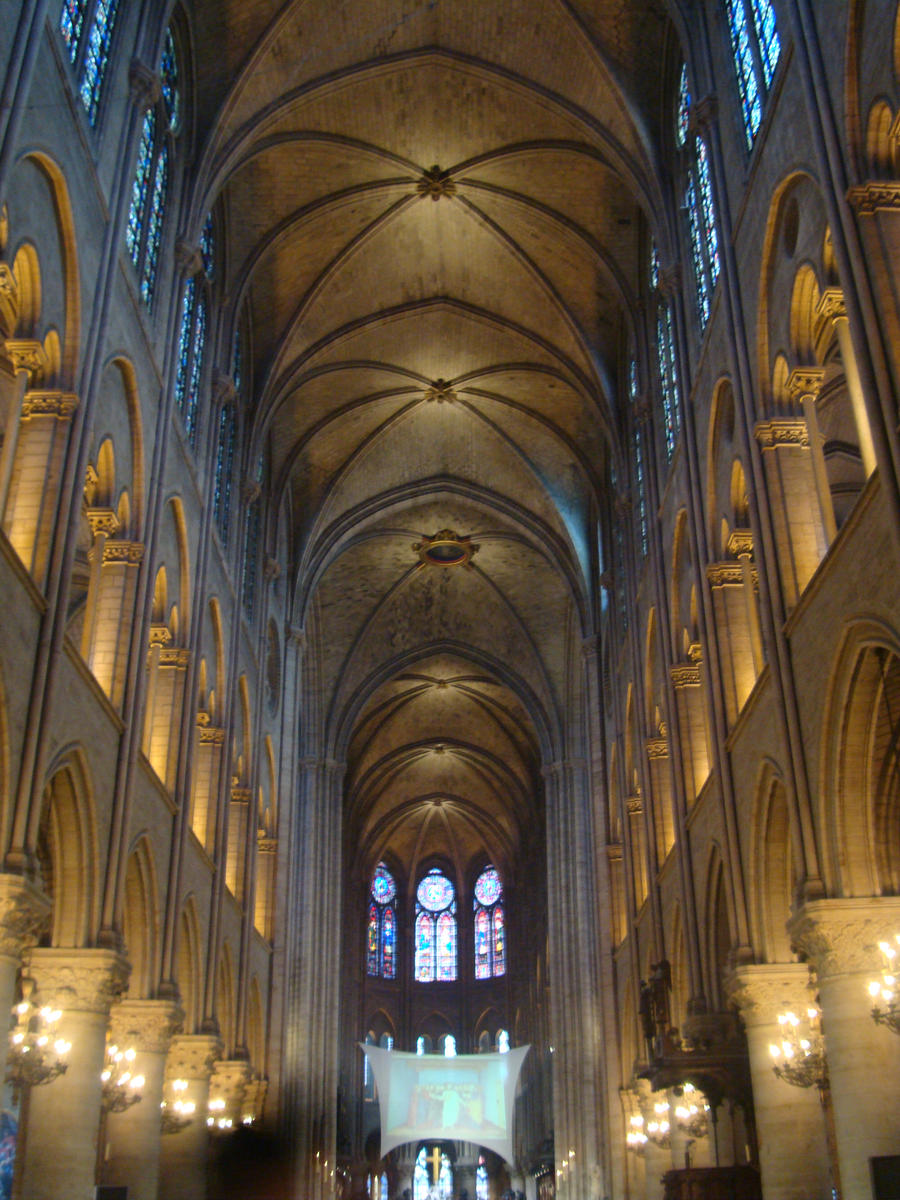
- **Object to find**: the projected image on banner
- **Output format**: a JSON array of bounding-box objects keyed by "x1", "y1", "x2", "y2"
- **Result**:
[{"x1": 360, "y1": 1044, "x2": 530, "y2": 1164}]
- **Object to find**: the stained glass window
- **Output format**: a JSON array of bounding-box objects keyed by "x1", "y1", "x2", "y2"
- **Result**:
[
  {"x1": 497, "y1": 1029, "x2": 510, "y2": 1053},
  {"x1": 725, "y1": 0, "x2": 780, "y2": 149},
  {"x1": 629, "y1": 359, "x2": 648, "y2": 557},
  {"x1": 477, "y1": 1156, "x2": 489, "y2": 1200},
  {"x1": 59, "y1": 0, "x2": 120, "y2": 126},
  {"x1": 200, "y1": 213, "x2": 215, "y2": 278},
  {"x1": 367, "y1": 863, "x2": 397, "y2": 979},
  {"x1": 242, "y1": 494, "x2": 261, "y2": 618},
  {"x1": 652, "y1": 245, "x2": 681, "y2": 461},
  {"x1": 415, "y1": 869, "x2": 457, "y2": 982},
  {"x1": 214, "y1": 406, "x2": 236, "y2": 548},
  {"x1": 678, "y1": 65, "x2": 721, "y2": 330},
  {"x1": 414, "y1": 1148, "x2": 452, "y2": 1200},
  {"x1": 676, "y1": 63, "x2": 690, "y2": 148},
  {"x1": 174, "y1": 278, "x2": 207, "y2": 448},
  {"x1": 473, "y1": 865, "x2": 505, "y2": 979},
  {"x1": 59, "y1": 0, "x2": 88, "y2": 60},
  {"x1": 125, "y1": 25, "x2": 179, "y2": 308}
]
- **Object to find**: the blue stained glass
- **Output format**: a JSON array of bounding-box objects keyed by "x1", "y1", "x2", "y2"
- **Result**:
[
  {"x1": 242, "y1": 498, "x2": 260, "y2": 617},
  {"x1": 751, "y1": 0, "x2": 780, "y2": 88},
  {"x1": 78, "y1": 0, "x2": 120, "y2": 125},
  {"x1": 658, "y1": 306, "x2": 680, "y2": 459},
  {"x1": 635, "y1": 426, "x2": 648, "y2": 556},
  {"x1": 185, "y1": 293, "x2": 207, "y2": 445},
  {"x1": 629, "y1": 358, "x2": 637, "y2": 401},
  {"x1": 474, "y1": 865, "x2": 502, "y2": 906},
  {"x1": 650, "y1": 243, "x2": 660, "y2": 290},
  {"x1": 175, "y1": 279, "x2": 194, "y2": 414},
  {"x1": 417, "y1": 870, "x2": 454, "y2": 912},
  {"x1": 126, "y1": 111, "x2": 154, "y2": 267},
  {"x1": 676, "y1": 64, "x2": 690, "y2": 147},
  {"x1": 232, "y1": 332, "x2": 243, "y2": 396},
  {"x1": 141, "y1": 139, "x2": 167, "y2": 305},
  {"x1": 60, "y1": 0, "x2": 87, "y2": 61},
  {"x1": 160, "y1": 27, "x2": 180, "y2": 131},
  {"x1": 697, "y1": 140, "x2": 720, "y2": 287},
  {"x1": 415, "y1": 912, "x2": 435, "y2": 981},
  {"x1": 473, "y1": 865, "x2": 504, "y2": 979},
  {"x1": 726, "y1": 0, "x2": 763, "y2": 148},
  {"x1": 687, "y1": 174, "x2": 711, "y2": 326},
  {"x1": 214, "y1": 407, "x2": 236, "y2": 546},
  {"x1": 200, "y1": 213, "x2": 215, "y2": 278},
  {"x1": 367, "y1": 903, "x2": 379, "y2": 975},
  {"x1": 372, "y1": 863, "x2": 396, "y2": 903}
]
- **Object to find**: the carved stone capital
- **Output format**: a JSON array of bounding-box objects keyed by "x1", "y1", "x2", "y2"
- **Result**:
[
  {"x1": 159, "y1": 646, "x2": 191, "y2": 668},
  {"x1": 724, "y1": 962, "x2": 815, "y2": 1028},
  {"x1": 726, "y1": 528, "x2": 754, "y2": 558},
  {"x1": 110, "y1": 998, "x2": 184, "y2": 1055},
  {"x1": 231, "y1": 787, "x2": 252, "y2": 805},
  {"x1": 258, "y1": 837, "x2": 278, "y2": 854},
  {"x1": 816, "y1": 286, "x2": 846, "y2": 324},
  {"x1": 128, "y1": 59, "x2": 160, "y2": 110},
  {"x1": 670, "y1": 662, "x2": 701, "y2": 688},
  {"x1": 754, "y1": 417, "x2": 810, "y2": 448},
  {"x1": 626, "y1": 795, "x2": 642, "y2": 815},
  {"x1": 788, "y1": 897, "x2": 900, "y2": 979},
  {"x1": 198, "y1": 724, "x2": 226, "y2": 746},
  {"x1": 21, "y1": 390, "x2": 78, "y2": 420},
  {"x1": 148, "y1": 623, "x2": 172, "y2": 648},
  {"x1": 166, "y1": 1033, "x2": 222, "y2": 1081},
  {"x1": 645, "y1": 737, "x2": 668, "y2": 760},
  {"x1": 787, "y1": 366, "x2": 824, "y2": 407},
  {"x1": 86, "y1": 508, "x2": 120, "y2": 538},
  {"x1": 212, "y1": 370, "x2": 236, "y2": 408},
  {"x1": 103, "y1": 540, "x2": 144, "y2": 565},
  {"x1": 706, "y1": 562, "x2": 745, "y2": 587},
  {"x1": 423, "y1": 378, "x2": 456, "y2": 403},
  {"x1": 0, "y1": 875, "x2": 51, "y2": 959},
  {"x1": 657, "y1": 262, "x2": 683, "y2": 297},
  {"x1": 174, "y1": 239, "x2": 202, "y2": 278},
  {"x1": 847, "y1": 181, "x2": 900, "y2": 214},
  {"x1": 210, "y1": 1058, "x2": 252, "y2": 1103},
  {"x1": 0, "y1": 262, "x2": 19, "y2": 339},
  {"x1": 26, "y1": 947, "x2": 130, "y2": 1015},
  {"x1": 5, "y1": 339, "x2": 47, "y2": 377}
]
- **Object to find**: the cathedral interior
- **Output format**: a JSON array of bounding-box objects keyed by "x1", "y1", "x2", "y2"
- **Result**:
[{"x1": 0, "y1": 1, "x2": 900, "y2": 1199}]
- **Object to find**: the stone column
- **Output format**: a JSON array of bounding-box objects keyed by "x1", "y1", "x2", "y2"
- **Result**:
[
  {"x1": 21, "y1": 947, "x2": 129, "y2": 1200},
  {"x1": 225, "y1": 785, "x2": 251, "y2": 901},
  {"x1": 159, "y1": 1033, "x2": 221, "y2": 1200},
  {"x1": 726, "y1": 963, "x2": 828, "y2": 1200},
  {"x1": 209, "y1": 1057, "x2": 252, "y2": 1130},
  {"x1": 790, "y1": 899, "x2": 900, "y2": 1200},
  {"x1": 100, "y1": 999, "x2": 183, "y2": 1200},
  {"x1": 670, "y1": 656, "x2": 710, "y2": 805},
  {"x1": 816, "y1": 289, "x2": 877, "y2": 477},
  {"x1": 705, "y1": 563, "x2": 758, "y2": 725},
  {"x1": 190, "y1": 718, "x2": 225, "y2": 853},
  {"x1": 83, "y1": 535, "x2": 144, "y2": 709},
  {"x1": 645, "y1": 738, "x2": 673, "y2": 864}
]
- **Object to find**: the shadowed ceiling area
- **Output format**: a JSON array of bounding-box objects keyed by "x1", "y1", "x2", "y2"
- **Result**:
[{"x1": 194, "y1": 0, "x2": 675, "y2": 869}]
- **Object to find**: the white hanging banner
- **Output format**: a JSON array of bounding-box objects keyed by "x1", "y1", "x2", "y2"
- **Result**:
[{"x1": 360, "y1": 1044, "x2": 530, "y2": 1164}]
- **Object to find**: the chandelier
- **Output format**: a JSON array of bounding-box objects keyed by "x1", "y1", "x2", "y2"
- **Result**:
[
  {"x1": 626, "y1": 1114, "x2": 648, "y2": 1153},
  {"x1": 673, "y1": 1084, "x2": 709, "y2": 1139},
  {"x1": 101, "y1": 1043, "x2": 145, "y2": 1113},
  {"x1": 645, "y1": 1098, "x2": 671, "y2": 1147},
  {"x1": 207, "y1": 1096, "x2": 233, "y2": 1130},
  {"x1": 6, "y1": 983, "x2": 71, "y2": 1103},
  {"x1": 769, "y1": 1008, "x2": 827, "y2": 1089},
  {"x1": 160, "y1": 1078, "x2": 196, "y2": 1134},
  {"x1": 868, "y1": 934, "x2": 900, "y2": 1034}
]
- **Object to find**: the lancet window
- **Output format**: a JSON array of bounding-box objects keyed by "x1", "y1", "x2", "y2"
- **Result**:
[
  {"x1": 473, "y1": 865, "x2": 505, "y2": 979},
  {"x1": 676, "y1": 65, "x2": 720, "y2": 329},
  {"x1": 59, "y1": 0, "x2": 121, "y2": 125},
  {"x1": 214, "y1": 329, "x2": 241, "y2": 549},
  {"x1": 629, "y1": 359, "x2": 648, "y2": 557},
  {"x1": 724, "y1": 0, "x2": 781, "y2": 149},
  {"x1": 126, "y1": 27, "x2": 179, "y2": 307},
  {"x1": 651, "y1": 244, "x2": 681, "y2": 460},
  {"x1": 414, "y1": 1148, "x2": 452, "y2": 1200},
  {"x1": 414, "y1": 869, "x2": 457, "y2": 982},
  {"x1": 367, "y1": 863, "x2": 398, "y2": 979}
]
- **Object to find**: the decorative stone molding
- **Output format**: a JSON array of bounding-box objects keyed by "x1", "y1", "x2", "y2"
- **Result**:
[
  {"x1": 788, "y1": 897, "x2": 900, "y2": 979},
  {"x1": 754, "y1": 418, "x2": 810, "y2": 448},
  {"x1": 816, "y1": 287, "x2": 846, "y2": 323},
  {"x1": 174, "y1": 239, "x2": 202, "y2": 278},
  {"x1": 0, "y1": 262, "x2": 18, "y2": 339},
  {"x1": 691, "y1": 94, "x2": 718, "y2": 135},
  {"x1": 416, "y1": 165, "x2": 456, "y2": 201},
  {"x1": 128, "y1": 59, "x2": 160, "y2": 110},
  {"x1": 166, "y1": 1033, "x2": 222, "y2": 1081},
  {"x1": 847, "y1": 181, "x2": 900, "y2": 214},
  {"x1": 198, "y1": 724, "x2": 226, "y2": 746},
  {"x1": 645, "y1": 738, "x2": 668, "y2": 760},
  {"x1": 5, "y1": 338, "x2": 47, "y2": 376},
  {"x1": 86, "y1": 508, "x2": 120, "y2": 538},
  {"x1": 211, "y1": 370, "x2": 236, "y2": 408},
  {"x1": 110, "y1": 998, "x2": 184, "y2": 1055},
  {"x1": 724, "y1": 962, "x2": 815, "y2": 1028},
  {"x1": 787, "y1": 366, "x2": 825, "y2": 407},
  {"x1": 149, "y1": 623, "x2": 173, "y2": 648},
  {"x1": 103, "y1": 540, "x2": 144, "y2": 564},
  {"x1": 706, "y1": 562, "x2": 745, "y2": 587},
  {"x1": 159, "y1": 646, "x2": 191, "y2": 668},
  {"x1": 670, "y1": 662, "x2": 701, "y2": 688},
  {"x1": 21, "y1": 390, "x2": 78, "y2": 420},
  {"x1": 264, "y1": 556, "x2": 281, "y2": 581},
  {"x1": 258, "y1": 837, "x2": 278, "y2": 854},
  {"x1": 726, "y1": 528, "x2": 754, "y2": 558},
  {"x1": 231, "y1": 787, "x2": 252, "y2": 805},
  {"x1": 210, "y1": 1059, "x2": 252, "y2": 1103},
  {"x1": 687, "y1": 641, "x2": 702, "y2": 664},
  {"x1": 424, "y1": 378, "x2": 456, "y2": 403},
  {"x1": 0, "y1": 875, "x2": 51, "y2": 959},
  {"x1": 26, "y1": 947, "x2": 130, "y2": 1015},
  {"x1": 626, "y1": 795, "x2": 642, "y2": 815}
]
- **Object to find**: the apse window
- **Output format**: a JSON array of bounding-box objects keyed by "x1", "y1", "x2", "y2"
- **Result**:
[
  {"x1": 415, "y1": 869, "x2": 457, "y2": 982},
  {"x1": 474, "y1": 865, "x2": 506, "y2": 979},
  {"x1": 366, "y1": 862, "x2": 397, "y2": 979}
]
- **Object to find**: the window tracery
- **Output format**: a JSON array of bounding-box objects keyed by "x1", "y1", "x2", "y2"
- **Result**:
[
  {"x1": 651, "y1": 245, "x2": 681, "y2": 460},
  {"x1": 59, "y1": 0, "x2": 121, "y2": 126},
  {"x1": 473, "y1": 865, "x2": 505, "y2": 979},
  {"x1": 367, "y1": 862, "x2": 397, "y2": 979},
  {"x1": 676, "y1": 65, "x2": 721, "y2": 329},
  {"x1": 724, "y1": 0, "x2": 781, "y2": 149},
  {"x1": 415, "y1": 868, "x2": 457, "y2": 982}
]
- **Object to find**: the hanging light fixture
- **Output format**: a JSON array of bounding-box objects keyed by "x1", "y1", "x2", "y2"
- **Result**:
[
  {"x1": 868, "y1": 935, "x2": 900, "y2": 1034},
  {"x1": 769, "y1": 1008, "x2": 827, "y2": 1089},
  {"x1": 6, "y1": 981, "x2": 71, "y2": 1103},
  {"x1": 160, "y1": 1078, "x2": 196, "y2": 1134},
  {"x1": 100, "y1": 1043, "x2": 145, "y2": 1113},
  {"x1": 645, "y1": 1098, "x2": 671, "y2": 1147},
  {"x1": 673, "y1": 1084, "x2": 709, "y2": 1139}
]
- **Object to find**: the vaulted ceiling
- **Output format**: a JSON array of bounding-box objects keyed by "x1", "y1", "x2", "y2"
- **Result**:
[{"x1": 191, "y1": 0, "x2": 675, "y2": 877}]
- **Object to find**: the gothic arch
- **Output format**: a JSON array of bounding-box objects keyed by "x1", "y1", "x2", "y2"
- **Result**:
[
  {"x1": 37, "y1": 749, "x2": 98, "y2": 947},
  {"x1": 750, "y1": 760, "x2": 797, "y2": 961},
  {"x1": 176, "y1": 897, "x2": 202, "y2": 1033},
  {"x1": 216, "y1": 940, "x2": 237, "y2": 1056},
  {"x1": 122, "y1": 833, "x2": 160, "y2": 997}
]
